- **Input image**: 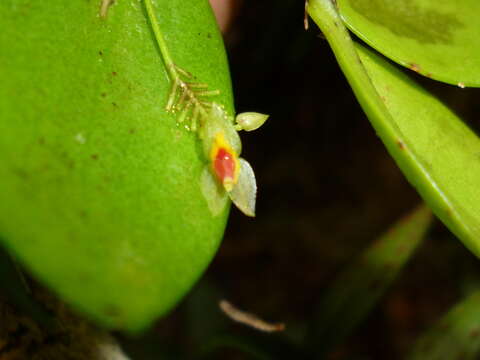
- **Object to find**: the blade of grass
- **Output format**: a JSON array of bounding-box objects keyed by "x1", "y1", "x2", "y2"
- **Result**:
[
  {"x1": 307, "y1": 205, "x2": 432, "y2": 356},
  {"x1": 407, "y1": 291, "x2": 480, "y2": 360}
]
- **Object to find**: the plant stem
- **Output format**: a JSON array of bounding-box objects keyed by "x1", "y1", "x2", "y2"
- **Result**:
[
  {"x1": 143, "y1": 0, "x2": 218, "y2": 127},
  {"x1": 143, "y1": 0, "x2": 177, "y2": 81}
]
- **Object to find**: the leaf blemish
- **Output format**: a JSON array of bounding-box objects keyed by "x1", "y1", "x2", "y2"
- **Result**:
[
  {"x1": 409, "y1": 63, "x2": 421, "y2": 73},
  {"x1": 75, "y1": 133, "x2": 86, "y2": 145},
  {"x1": 470, "y1": 328, "x2": 480, "y2": 338}
]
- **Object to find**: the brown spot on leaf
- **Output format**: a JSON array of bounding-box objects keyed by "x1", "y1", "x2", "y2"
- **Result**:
[
  {"x1": 409, "y1": 63, "x2": 421, "y2": 73},
  {"x1": 91, "y1": 154, "x2": 99, "y2": 160},
  {"x1": 470, "y1": 328, "x2": 480, "y2": 338},
  {"x1": 104, "y1": 305, "x2": 121, "y2": 318}
]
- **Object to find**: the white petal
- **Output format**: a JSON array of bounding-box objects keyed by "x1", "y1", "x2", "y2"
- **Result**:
[
  {"x1": 229, "y1": 158, "x2": 257, "y2": 217},
  {"x1": 200, "y1": 166, "x2": 229, "y2": 216}
]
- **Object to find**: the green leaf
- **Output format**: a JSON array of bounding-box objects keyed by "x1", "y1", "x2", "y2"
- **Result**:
[
  {"x1": 308, "y1": 0, "x2": 480, "y2": 258},
  {"x1": 336, "y1": 0, "x2": 480, "y2": 87},
  {"x1": 0, "y1": 0, "x2": 232, "y2": 332},
  {"x1": 407, "y1": 291, "x2": 480, "y2": 360},
  {"x1": 307, "y1": 205, "x2": 432, "y2": 355}
]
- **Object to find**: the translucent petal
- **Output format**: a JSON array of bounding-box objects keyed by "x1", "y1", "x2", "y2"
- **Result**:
[
  {"x1": 229, "y1": 158, "x2": 257, "y2": 217},
  {"x1": 200, "y1": 165, "x2": 229, "y2": 216}
]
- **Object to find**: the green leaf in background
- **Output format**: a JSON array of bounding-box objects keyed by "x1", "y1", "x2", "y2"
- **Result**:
[
  {"x1": 307, "y1": 205, "x2": 432, "y2": 356},
  {"x1": 308, "y1": 0, "x2": 480, "y2": 258},
  {"x1": 0, "y1": 0, "x2": 232, "y2": 332},
  {"x1": 336, "y1": 0, "x2": 480, "y2": 87},
  {"x1": 407, "y1": 291, "x2": 480, "y2": 360}
]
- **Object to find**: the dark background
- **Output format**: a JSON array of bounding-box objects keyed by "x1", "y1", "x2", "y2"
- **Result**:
[{"x1": 124, "y1": 1, "x2": 480, "y2": 359}]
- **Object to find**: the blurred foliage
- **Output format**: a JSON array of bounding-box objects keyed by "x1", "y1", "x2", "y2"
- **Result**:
[
  {"x1": 2, "y1": 0, "x2": 480, "y2": 359},
  {"x1": 307, "y1": 206, "x2": 432, "y2": 357},
  {"x1": 407, "y1": 291, "x2": 480, "y2": 360}
]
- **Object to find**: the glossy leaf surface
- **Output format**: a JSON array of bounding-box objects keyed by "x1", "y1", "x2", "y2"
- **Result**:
[
  {"x1": 308, "y1": 0, "x2": 480, "y2": 258},
  {"x1": 337, "y1": 0, "x2": 480, "y2": 86},
  {"x1": 0, "y1": 0, "x2": 232, "y2": 332}
]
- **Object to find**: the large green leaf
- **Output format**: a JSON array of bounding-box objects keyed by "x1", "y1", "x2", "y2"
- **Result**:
[
  {"x1": 0, "y1": 0, "x2": 232, "y2": 332},
  {"x1": 336, "y1": 0, "x2": 480, "y2": 86},
  {"x1": 307, "y1": 0, "x2": 480, "y2": 256}
]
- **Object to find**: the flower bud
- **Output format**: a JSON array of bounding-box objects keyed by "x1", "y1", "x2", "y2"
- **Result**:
[{"x1": 235, "y1": 112, "x2": 269, "y2": 131}]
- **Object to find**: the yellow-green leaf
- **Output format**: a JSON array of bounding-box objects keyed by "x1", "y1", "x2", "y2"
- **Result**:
[
  {"x1": 0, "y1": 0, "x2": 232, "y2": 332},
  {"x1": 308, "y1": 0, "x2": 480, "y2": 257},
  {"x1": 337, "y1": 0, "x2": 480, "y2": 86}
]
